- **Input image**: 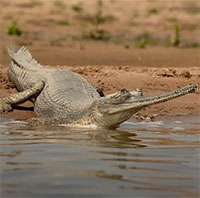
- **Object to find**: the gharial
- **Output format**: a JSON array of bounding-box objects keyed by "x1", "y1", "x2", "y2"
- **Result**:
[{"x1": 0, "y1": 46, "x2": 198, "y2": 128}]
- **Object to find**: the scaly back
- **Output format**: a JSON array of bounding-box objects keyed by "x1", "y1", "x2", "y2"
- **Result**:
[
  {"x1": 8, "y1": 45, "x2": 43, "y2": 70},
  {"x1": 7, "y1": 46, "x2": 44, "y2": 91}
]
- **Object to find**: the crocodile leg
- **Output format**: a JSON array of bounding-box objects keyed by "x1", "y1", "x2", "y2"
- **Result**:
[{"x1": 0, "y1": 82, "x2": 44, "y2": 113}]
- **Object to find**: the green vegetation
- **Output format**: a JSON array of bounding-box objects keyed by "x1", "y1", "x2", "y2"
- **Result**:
[
  {"x1": 124, "y1": 44, "x2": 130, "y2": 49},
  {"x1": 89, "y1": 0, "x2": 115, "y2": 26},
  {"x1": 47, "y1": 18, "x2": 70, "y2": 26},
  {"x1": 71, "y1": 3, "x2": 83, "y2": 13},
  {"x1": 190, "y1": 41, "x2": 200, "y2": 48},
  {"x1": 54, "y1": 0, "x2": 66, "y2": 8},
  {"x1": 135, "y1": 33, "x2": 158, "y2": 48},
  {"x1": 166, "y1": 17, "x2": 178, "y2": 23},
  {"x1": 88, "y1": 29, "x2": 111, "y2": 41},
  {"x1": 69, "y1": 0, "x2": 115, "y2": 41},
  {"x1": 19, "y1": 0, "x2": 42, "y2": 8},
  {"x1": 54, "y1": 20, "x2": 69, "y2": 26},
  {"x1": 7, "y1": 21, "x2": 22, "y2": 36},
  {"x1": 92, "y1": 0, "x2": 104, "y2": 25},
  {"x1": 148, "y1": 8, "x2": 159, "y2": 15},
  {"x1": 171, "y1": 24, "x2": 180, "y2": 47},
  {"x1": 90, "y1": 14, "x2": 115, "y2": 25},
  {"x1": 81, "y1": 0, "x2": 113, "y2": 41},
  {"x1": 136, "y1": 40, "x2": 148, "y2": 48},
  {"x1": 29, "y1": 0, "x2": 42, "y2": 7}
]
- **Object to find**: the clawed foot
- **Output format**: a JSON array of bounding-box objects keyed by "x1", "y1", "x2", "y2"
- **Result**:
[{"x1": 0, "y1": 99, "x2": 13, "y2": 113}]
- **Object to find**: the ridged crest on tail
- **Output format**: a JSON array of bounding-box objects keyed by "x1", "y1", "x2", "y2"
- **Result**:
[{"x1": 7, "y1": 45, "x2": 44, "y2": 70}]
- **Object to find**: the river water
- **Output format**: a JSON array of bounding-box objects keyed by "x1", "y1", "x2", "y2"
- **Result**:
[{"x1": 0, "y1": 116, "x2": 199, "y2": 198}]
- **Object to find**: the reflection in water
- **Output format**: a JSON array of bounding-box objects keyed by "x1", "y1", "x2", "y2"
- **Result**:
[{"x1": 0, "y1": 117, "x2": 199, "y2": 198}]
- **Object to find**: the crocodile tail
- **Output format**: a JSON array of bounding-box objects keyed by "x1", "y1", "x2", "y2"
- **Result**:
[{"x1": 7, "y1": 45, "x2": 44, "y2": 71}]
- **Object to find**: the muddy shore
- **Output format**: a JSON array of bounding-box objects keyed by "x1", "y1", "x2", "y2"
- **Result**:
[{"x1": 0, "y1": 64, "x2": 199, "y2": 121}]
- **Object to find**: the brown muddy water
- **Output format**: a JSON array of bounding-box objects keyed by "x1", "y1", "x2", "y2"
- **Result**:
[{"x1": 0, "y1": 116, "x2": 199, "y2": 198}]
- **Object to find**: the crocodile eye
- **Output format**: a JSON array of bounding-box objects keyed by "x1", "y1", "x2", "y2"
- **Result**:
[{"x1": 120, "y1": 88, "x2": 129, "y2": 93}]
